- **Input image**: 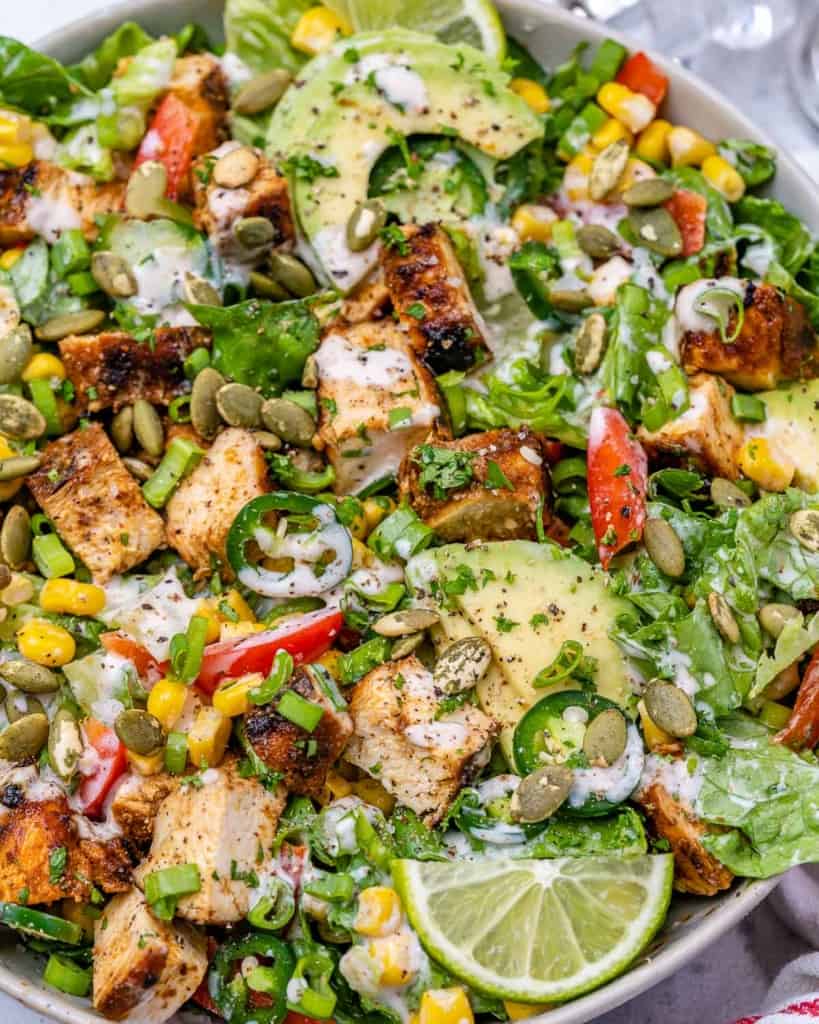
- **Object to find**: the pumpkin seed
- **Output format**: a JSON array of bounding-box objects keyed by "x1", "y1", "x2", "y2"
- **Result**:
[
  {"x1": 0, "y1": 324, "x2": 33, "y2": 385},
  {"x1": 346, "y1": 200, "x2": 387, "y2": 252},
  {"x1": 1, "y1": 506, "x2": 30, "y2": 568},
  {"x1": 0, "y1": 395, "x2": 45, "y2": 441},
  {"x1": 268, "y1": 252, "x2": 317, "y2": 298},
  {"x1": 710, "y1": 477, "x2": 751, "y2": 509},
  {"x1": 761, "y1": 661, "x2": 801, "y2": 701},
  {"x1": 250, "y1": 271, "x2": 290, "y2": 300},
  {"x1": 2, "y1": 573, "x2": 32, "y2": 606},
  {"x1": 390, "y1": 632, "x2": 425, "y2": 659},
  {"x1": 0, "y1": 659, "x2": 59, "y2": 694},
  {"x1": 216, "y1": 382, "x2": 263, "y2": 428},
  {"x1": 183, "y1": 272, "x2": 222, "y2": 307},
  {"x1": 234, "y1": 216, "x2": 276, "y2": 250},
  {"x1": 115, "y1": 708, "x2": 164, "y2": 756},
  {"x1": 0, "y1": 285, "x2": 20, "y2": 341},
  {"x1": 301, "y1": 355, "x2": 318, "y2": 389},
  {"x1": 373, "y1": 607, "x2": 441, "y2": 637},
  {"x1": 548, "y1": 288, "x2": 593, "y2": 313},
  {"x1": 122, "y1": 457, "x2": 153, "y2": 482},
  {"x1": 35, "y1": 309, "x2": 105, "y2": 343},
  {"x1": 643, "y1": 517, "x2": 686, "y2": 578},
  {"x1": 253, "y1": 430, "x2": 282, "y2": 451},
  {"x1": 627, "y1": 208, "x2": 683, "y2": 258},
  {"x1": 48, "y1": 707, "x2": 83, "y2": 780},
  {"x1": 621, "y1": 178, "x2": 675, "y2": 207},
  {"x1": 510, "y1": 765, "x2": 573, "y2": 824},
  {"x1": 213, "y1": 146, "x2": 261, "y2": 189},
  {"x1": 758, "y1": 602, "x2": 802, "y2": 639},
  {"x1": 644, "y1": 680, "x2": 697, "y2": 738},
  {"x1": 0, "y1": 455, "x2": 40, "y2": 482},
  {"x1": 91, "y1": 251, "x2": 137, "y2": 299},
  {"x1": 790, "y1": 509, "x2": 819, "y2": 553},
  {"x1": 233, "y1": 68, "x2": 292, "y2": 115},
  {"x1": 261, "y1": 397, "x2": 315, "y2": 447},
  {"x1": 5, "y1": 692, "x2": 45, "y2": 723},
  {"x1": 708, "y1": 591, "x2": 740, "y2": 644},
  {"x1": 0, "y1": 713, "x2": 49, "y2": 762},
  {"x1": 111, "y1": 406, "x2": 134, "y2": 453},
  {"x1": 589, "y1": 139, "x2": 630, "y2": 201},
  {"x1": 574, "y1": 312, "x2": 607, "y2": 375},
  {"x1": 582, "y1": 708, "x2": 628, "y2": 765},
  {"x1": 132, "y1": 399, "x2": 164, "y2": 457},
  {"x1": 0, "y1": 565, "x2": 10, "y2": 592},
  {"x1": 433, "y1": 636, "x2": 492, "y2": 694},
  {"x1": 126, "y1": 161, "x2": 166, "y2": 218},
  {"x1": 576, "y1": 224, "x2": 621, "y2": 261},
  {"x1": 191, "y1": 367, "x2": 225, "y2": 439}
]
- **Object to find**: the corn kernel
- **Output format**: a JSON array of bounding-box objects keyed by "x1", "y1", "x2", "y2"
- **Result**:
[
  {"x1": 667, "y1": 125, "x2": 716, "y2": 168},
  {"x1": 636, "y1": 119, "x2": 672, "y2": 164},
  {"x1": 347, "y1": 504, "x2": 369, "y2": 541},
  {"x1": 17, "y1": 618, "x2": 75, "y2": 667},
  {"x1": 354, "y1": 886, "x2": 403, "y2": 937},
  {"x1": 590, "y1": 117, "x2": 633, "y2": 151},
  {"x1": 291, "y1": 6, "x2": 350, "y2": 56},
  {"x1": 127, "y1": 748, "x2": 165, "y2": 776},
  {"x1": 22, "y1": 353, "x2": 66, "y2": 383},
  {"x1": 504, "y1": 1003, "x2": 551, "y2": 1021},
  {"x1": 0, "y1": 435, "x2": 23, "y2": 502},
  {"x1": 212, "y1": 672, "x2": 264, "y2": 717},
  {"x1": 219, "y1": 620, "x2": 266, "y2": 641},
  {"x1": 61, "y1": 900, "x2": 97, "y2": 942},
  {"x1": 739, "y1": 436, "x2": 794, "y2": 492},
  {"x1": 353, "y1": 777, "x2": 396, "y2": 815},
  {"x1": 187, "y1": 706, "x2": 232, "y2": 767},
  {"x1": 418, "y1": 987, "x2": 474, "y2": 1024},
  {"x1": 362, "y1": 497, "x2": 395, "y2": 533},
  {"x1": 563, "y1": 151, "x2": 594, "y2": 202},
  {"x1": 597, "y1": 82, "x2": 655, "y2": 134},
  {"x1": 511, "y1": 203, "x2": 557, "y2": 243},
  {"x1": 327, "y1": 766, "x2": 354, "y2": 797},
  {"x1": 2, "y1": 573, "x2": 33, "y2": 607},
  {"x1": 316, "y1": 648, "x2": 343, "y2": 680},
  {"x1": 0, "y1": 142, "x2": 33, "y2": 168},
  {"x1": 701, "y1": 154, "x2": 746, "y2": 202},
  {"x1": 352, "y1": 538, "x2": 378, "y2": 569},
  {"x1": 0, "y1": 111, "x2": 32, "y2": 145},
  {"x1": 616, "y1": 157, "x2": 656, "y2": 195},
  {"x1": 147, "y1": 677, "x2": 190, "y2": 731},
  {"x1": 367, "y1": 933, "x2": 418, "y2": 987},
  {"x1": 40, "y1": 579, "x2": 105, "y2": 616},
  {"x1": 510, "y1": 78, "x2": 550, "y2": 114},
  {"x1": 195, "y1": 600, "x2": 222, "y2": 643},
  {"x1": 0, "y1": 248, "x2": 24, "y2": 271},
  {"x1": 223, "y1": 588, "x2": 255, "y2": 622},
  {"x1": 638, "y1": 699, "x2": 675, "y2": 752}
]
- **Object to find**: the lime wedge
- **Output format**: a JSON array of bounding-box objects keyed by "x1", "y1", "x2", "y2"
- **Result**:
[
  {"x1": 392, "y1": 855, "x2": 673, "y2": 1003},
  {"x1": 324, "y1": 0, "x2": 506, "y2": 61}
]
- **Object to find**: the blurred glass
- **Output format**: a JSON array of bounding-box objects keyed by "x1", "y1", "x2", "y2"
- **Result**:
[{"x1": 790, "y1": 4, "x2": 819, "y2": 127}]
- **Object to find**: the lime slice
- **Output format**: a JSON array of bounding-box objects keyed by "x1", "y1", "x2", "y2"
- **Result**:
[
  {"x1": 324, "y1": 0, "x2": 506, "y2": 61},
  {"x1": 392, "y1": 855, "x2": 673, "y2": 1003}
]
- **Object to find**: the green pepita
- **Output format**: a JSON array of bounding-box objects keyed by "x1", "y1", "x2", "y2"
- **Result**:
[
  {"x1": 758, "y1": 602, "x2": 802, "y2": 639},
  {"x1": 0, "y1": 285, "x2": 19, "y2": 341},
  {"x1": 115, "y1": 708, "x2": 164, "y2": 756},
  {"x1": 0, "y1": 713, "x2": 49, "y2": 762},
  {"x1": 249, "y1": 272, "x2": 290, "y2": 300},
  {"x1": 346, "y1": 200, "x2": 387, "y2": 252},
  {"x1": 627, "y1": 208, "x2": 683, "y2": 258},
  {"x1": 190, "y1": 367, "x2": 225, "y2": 439},
  {"x1": 576, "y1": 224, "x2": 621, "y2": 261},
  {"x1": 710, "y1": 477, "x2": 751, "y2": 509},
  {"x1": 91, "y1": 251, "x2": 137, "y2": 299},
  {"x1": 790, "y1": 509, "x2": 819, "y2": 553},
  {"x1": 589, "y1": 139, "x2": 630, "y2": 201},
  {"x1": 126, "y1": 161, "x2": 167, "y2": 219},
  {"x1": 48, "y1": 707, "x2": 83, "y2": 780},
  {"x1": 643, "y1": 517, "x2": 686, "y2": 578},
  {"x1": 253, "y1": 430, "x2": 282, "y2": 451},
  {"x1": 0, "y1": 506, "x2": 30, "y2": 568},
  {"x1": 183, "y1": 272, "x2": 222, "y2": 307},
  {"x1": 621, "y1": 178, "x2": 675, "y2": 207},
  {"x1": 132, "y1": 399, "x2": 164, "y2": 457},
  {"x1": 0, "y1": 394, "x2": 46, "y2": 441},
  {"x1": 0, "y1": 324, "x2": 33, "y2": 385},
  {"x1": 0, "y1": 455, "x2": 41, "y2": 482},
  {"x1": 511, "y1": 765, "x2": 573, "y2": 824},
  {"x1": 0, "y1": 565, "x2": 10, "y2": 592},
  {"x1": 301, "y1": 355, "x2": 318, "y2": 389},
  {"x1": 35, "y1": 309, "x2": 106, "y2": 343},
  {"x1": 122, "y1": 457, "x2": 153, "y2": 482},
  {"x1": 213, "y1": 146, "x2": 260, "y2": 189},
  {"x1": 234, "y1": 217, "x2": 276, "y2": 250},
  {"x1": 216, "y1": 383, "x2": 263, "y2": 429},
  {"x1": 644, "y1": 680, "x2": 697, "y2": 738},
  {"x1": 233, "y1": 69, "x2": 292, "y2": 115},
  {"x1": 760, "y1": 661, "x2": 801, "y2": 701},
  {"x1": 574, "y1": 312, "x2": 607, "y2": 375},
  {"x1": 433, "y1": 636, "x2": 492, "y2": 694},
  {"x1": 373, "y1": 607, "x2": 440, "y2": 637},
  {"x1": 268, "y1": 252, "x2": 317, "y2": 298},
  {"x1": 582, "y1": 708, "x2": 628, "y2": 766},
  {"x1": 390, "y1": 632, "x2": 425, "y2": 659},
  {"x1": 708, "y1": 590, "x2": 740, "y2": 644},
  {"x1": 111, "y1": 406, "x2": 134, "y2": 453},
  {"x1": 548, "y1": 288, "x2": 593, "y2": 313},
  {"x1": 5, "y1": 692, "x2": 45, "y2": 724},
  {"x1": 260, "y1": 398, "x2": 315, "y2": 447},
  {"x1": 0, "y1": 659, "x2": 59, "y2": 694}
]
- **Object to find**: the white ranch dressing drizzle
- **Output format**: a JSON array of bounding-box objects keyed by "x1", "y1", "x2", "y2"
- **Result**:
[
  {"x1": 675, "y1": 277, "x2": 746, "y2": 334},
  {"x1": 568, "y1": 723, "x2": 645, "y2": 810}
]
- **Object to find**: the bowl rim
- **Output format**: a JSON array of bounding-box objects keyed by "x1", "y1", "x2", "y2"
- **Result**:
[{"x1": 1, "y1": 1, "x2": 791, "y2": 1021}]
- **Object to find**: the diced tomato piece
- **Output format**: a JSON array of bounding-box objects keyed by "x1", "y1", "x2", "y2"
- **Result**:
[
  {"x1": 540, "y1": 439, "x2": 564, "y2": 465},
  {"x1": 617, "y1": 52, "x2": 669, "y2": 107},
  {"x1": 100, "y1": 631, "x2": 163, "y2": 682},
  {"x1": 78, "y1": 719, "x2": 127, "y2": 818},
  {"x1": 195, "y1": 609, "x2": 343, "y2": 695},
  {"x1": 664, "y1": 189, "x2": 707, "y2": 257},
  {"x1": 775, "y1": 650, "x2": 819, "y2": 750},
  {"x1": 587, "y1": 406, "x2": 648, "y2": 569},
  {"x1": 134, "y1": 93, "x2": 197, "y2": 200}
]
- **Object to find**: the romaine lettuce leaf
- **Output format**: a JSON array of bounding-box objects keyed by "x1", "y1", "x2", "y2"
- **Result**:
[
  {"x1": 751, "y1": 612, "x2": 819, "y2": 700},
  {"x1": 111, "y1": 37, "x2": 176, "y2": 109},
  {"x1": 0, "y1": 36, "x2": 89, "y2": 115},
  {"x1": 736, "y1": 195, "x2": 814, "y2": 275},
  {"x1": 717, "y1": 138, "x2": 776, "y2": 188},
  {"x1": 69, "y1": 22, "x2": 154, "y2": 90},
  {"x1": 224, "y1": 0, "x2": 312, "y2": 74}
]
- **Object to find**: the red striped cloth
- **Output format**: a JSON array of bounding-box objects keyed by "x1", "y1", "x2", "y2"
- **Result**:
[{"x1": 734, "y1": 997, "x2": 819, "y2": 1022}]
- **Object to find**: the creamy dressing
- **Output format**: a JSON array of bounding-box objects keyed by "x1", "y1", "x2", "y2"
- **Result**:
[
  {"x1": 100, "y1": 569, "x2": 201, "y2": 659},
  {"x1": 26, "y1": 193, "x2": 81, "y2": 244},
  {"x1": 675, "y1": 277, "x2": 746, "y2": 334},
  {"x1": 639, "y1": 753, "x2": 704, "y2": 807},
  {"x1": 589, "y1": 255, "x2": 632, "y2": 307},
  {"x1": 345, "y1": 55, "x2": 429, "y2": 114},
  {"x1": 131, "y1": 246, "x2": 199, "y2": 316},
  {"x1": 312, "y1": 224, "x2": 380, "y2": 289},
  {"x1": 404, "y1": 721, "x2": 469, "y2": 750},
  {"x1": 315, "y1": 332, "x2": 417, "y2": 388},
  {"x1": 568, "y1": 723, "x2": 645, "y2": 810},
  {"x1": 219, "y1": 52, "x2": 254, "y2": 89}
]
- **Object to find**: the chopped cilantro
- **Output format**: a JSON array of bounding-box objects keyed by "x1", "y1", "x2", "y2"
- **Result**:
[
  {"x1": 494, "y1": 613, "x2": 518, "y2": 633},
  {"x1": 485, "y1": 460, "x2": 514, "y2": 491},
  {"x1": 388, "y1": 407, "x2": 413, "y2": 429},
  {"x1": 413, "y1": 444, "x2": 476, "y2": 499},
  {"x1": 614, "y1": 463, "x2": 631, "y2": 477},
  {"x1": 281, "y1": 154, "x2": 340, "y2": 182},
  {"x1": 405, "y1": 302, "x2": 426, "y2": 320},
  {"x1": 49, "y1": 846, "x2": 67, "y2": 885},
  {"x1": 380, "y1": 224, "x2": 410, "y2": 255}
]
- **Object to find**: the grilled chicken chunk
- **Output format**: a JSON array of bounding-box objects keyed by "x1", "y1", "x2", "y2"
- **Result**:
[
  {"x1": 59, "y1": 327, "x2": 210, "y2": 413},
  {"x1": 244, "y1": 664, "x2": 353, "y2": 798},
  {"x1": 345, "y1": 656, "x2": 498, "y2": 826},
  {"x1": 680, "y1": 282, "x2": 819, "y2": 391},
  {"x1": 339, "y1": 270, "x2": 391, "y2": 325},
  {"x1": 110, "y1": 774, "x2": 179, "y2": 849},
  {"x1": 383, "y1": 223, "x2": 491, "y2": 373},
  {"x1": 165, "y1": 427, "x2": 268, "y2": 574},
  {"x1": 135, "y1": 757, "x2": 286, "y2": 924},
  {"x1": 399, "y1": 427, "x2": 550, "y2": 542},
  {"x1": 27, "y1": 423, "x2": 165, "y2": 584},
  {"x1": 93, "y1": 886, "x2": 207, "y2": 1024},
  {"x1": 638, "y1": 373, "x2": 744, "y2": 481},
  {"x1": 315, "y1": 319, "x2": 444, "y2": 495},
  {"x1": 0, "y1": 161, "x2": 125, "y2": 247},
  {"x1": 0, "y1": 790, "x2": 131, "y2": 905},
  {"x1": 635, "y1": 781, "x2": 733, "y2": 896}
]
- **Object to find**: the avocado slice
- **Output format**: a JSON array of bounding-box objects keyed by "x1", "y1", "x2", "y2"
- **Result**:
[
  {"x1": 756, "y1": 380, "x2": 819, "y2": 490},
  {"x1": 268, "y1": 30, "x2": 543, "y2": 292}
]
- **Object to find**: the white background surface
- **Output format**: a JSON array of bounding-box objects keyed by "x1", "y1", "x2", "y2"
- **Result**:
[{"x1": 1, "y1": 2, "x2": 818, "y2": 1022}]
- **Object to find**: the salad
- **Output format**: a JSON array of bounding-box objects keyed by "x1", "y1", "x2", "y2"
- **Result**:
[{"x1": 0, "y1": 0, "x2": 817, "y2": 1019}]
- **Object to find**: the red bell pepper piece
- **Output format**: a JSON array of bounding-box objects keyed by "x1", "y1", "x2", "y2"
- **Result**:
[
  {"x1": 134, "y1": 92, "x2": 197, "y2": 200},
  {"x1": 195, "y1": 608, "x2": 343, "y2": 695},
  {"x1": 664, "y1": 189, "x2": 707, "y2": 257},
  {"x1": 775, "y1": 650, "x2": 819, "y2": 750},
  {"x1": 78, "y1": 719, "x2": 127, "y2": 819},
  {"x1": 100, "y1": 631, "x2": 163, "y2": 682},
  {"x1": 587, "y1": 406, "x2": 648, "y2": 569},
  {"x1": 617, "y1": 51, "x2": 669, "y2": 107}
]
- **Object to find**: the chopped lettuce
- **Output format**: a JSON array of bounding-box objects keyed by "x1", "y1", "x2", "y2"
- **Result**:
[
  {"x1": 224, "y1": 0, "x2": 312, "y2": 74},
  {"x1": 0, "y1": 36, "x2": 89, "y2": 115},
  {"x1": 57, "y1": 122, "x2": 115, "y2": 182},
  {"x1": 751, "y1": 611, "x2": 819, "y2": 699},
  {"x1": 110, "y1": 36, "x2": 176, "y2": 109},
  {"x1": 735, "y1": 195, "x2": 815, "y2": 275},
  {"x1": 69, "y1": 22, "x2": 154, "y2": 90},
  {"x1": 717, "y1": 138, "x2": 777, "y2": 188}
]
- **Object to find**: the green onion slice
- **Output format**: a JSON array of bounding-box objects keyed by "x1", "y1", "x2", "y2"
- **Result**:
[{"x1": 693, "y1": 286, "x2": 745, "y2": 343}]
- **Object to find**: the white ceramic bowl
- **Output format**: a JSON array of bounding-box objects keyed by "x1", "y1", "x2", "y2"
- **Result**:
[{"x1": 2, "y1": 1, "x2": 807, "y2": 1020}]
